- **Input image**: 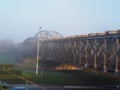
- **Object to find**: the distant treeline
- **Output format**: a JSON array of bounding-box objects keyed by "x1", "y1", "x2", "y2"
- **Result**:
[{"x1": 0, "y1": 37, "x2": 37, "y2": 71}]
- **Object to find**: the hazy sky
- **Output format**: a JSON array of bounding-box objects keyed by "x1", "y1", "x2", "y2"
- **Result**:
[{"x1": 0, "y1": 0, "x2": 120, "y2": 42}]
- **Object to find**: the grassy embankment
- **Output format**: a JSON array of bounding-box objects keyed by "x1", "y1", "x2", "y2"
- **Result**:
[
  {"x1": 22, "y1": 70, "x2": 120, "y2": 85},
  {"x1": 0, "y1": 69, "x2": 119, "y2": 85}
]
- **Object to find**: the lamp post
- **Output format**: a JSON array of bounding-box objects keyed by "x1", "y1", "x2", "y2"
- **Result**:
[{"x1": 36, "y1": 27, "x2": 41, "y2": 75}]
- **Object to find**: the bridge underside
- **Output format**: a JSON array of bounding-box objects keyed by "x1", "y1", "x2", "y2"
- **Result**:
[{"x1": 39, "y1": 59, "x2": 79, "y2": 71}]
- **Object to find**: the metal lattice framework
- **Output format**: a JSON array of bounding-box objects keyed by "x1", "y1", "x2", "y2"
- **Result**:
[
  {"x1": 35, "y1": 30, "x2": 63, "y2": 74},
  {"x1": 40, "y1": 30, "x2": 120, "y2": 75},
  {"x1": 35, "y1": 30, "x2": 63, "y2": 40}
]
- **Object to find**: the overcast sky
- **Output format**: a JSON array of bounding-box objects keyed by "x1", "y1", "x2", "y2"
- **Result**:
[{"x1": 0, "y1": 0, "x2": 120, "y2": 42}]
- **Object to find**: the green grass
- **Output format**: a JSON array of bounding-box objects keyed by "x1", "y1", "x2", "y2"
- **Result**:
[
  {"x1": 0, "y1": 74, "x2": 17, "y2": 79},
  {"x1": 22, "y1": 71, "x2": 70, "y2": 83},
  {"x1": 0, "y1": 70, "x2": 119, "y2": 85},
  {"x1": 0, "y1": 87, "x2": 6, "y2": 90},
  {"x1": 63, "y1": 70, "x2": 119, "y2": 85},
  {"x1": 22, "y1": 70, "x2": 120, "y2": 85}
]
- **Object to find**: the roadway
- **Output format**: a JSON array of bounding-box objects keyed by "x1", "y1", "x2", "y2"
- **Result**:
[{"x1": 6, "y1": 85, "x2": 120, "y2": 90}]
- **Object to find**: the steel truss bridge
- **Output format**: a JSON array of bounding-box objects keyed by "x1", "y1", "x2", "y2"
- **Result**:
[{"x1": 39, "y1": 30, "x2": 120, "y2": 77}]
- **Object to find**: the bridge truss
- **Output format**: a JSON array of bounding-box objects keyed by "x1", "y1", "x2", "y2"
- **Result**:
[{"x1": 40, "y1": 30, "x2": 120, "y2": 76}]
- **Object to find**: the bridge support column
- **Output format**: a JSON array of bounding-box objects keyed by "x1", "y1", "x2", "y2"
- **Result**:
[
  {"x1": 85, "y1": 55, "x2": 89, "y2": 68},
  {"x1": 94, "y1": 53, "x2": 97, "y2": 68},
  {"x1": 115, "y1": 38, "x2": 119, "y2": 73},
  {"x1": 79, "y1": 40, "x2": 82, "y2": 67},
  {"x1": 115, "y1": 55, "x2": 119, "y2": 73},
  {"x1": 104, "y1": 39, "x2": 107, "y2": 72},
  {"x1": 85, "y1": 40, "x2": 89, "y2": 68},
  {"x1": 104, "y1": 54, "x2": 107, "y2": 72},
  {"x1": 94, "y1": 40, "x2": 97, "y2": 68}
]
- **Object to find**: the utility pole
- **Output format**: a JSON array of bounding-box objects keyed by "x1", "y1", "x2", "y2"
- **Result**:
[{"x1": 36, "y1": 27, "x2": 41, "y2": 75}]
